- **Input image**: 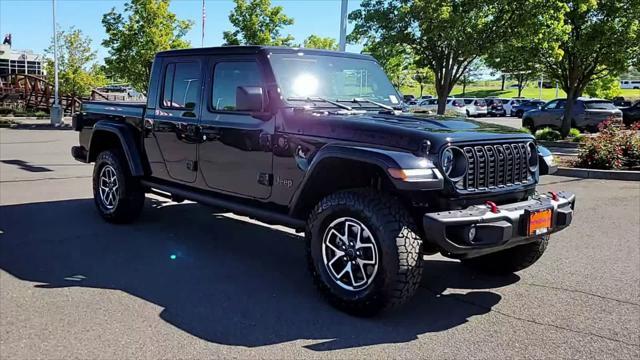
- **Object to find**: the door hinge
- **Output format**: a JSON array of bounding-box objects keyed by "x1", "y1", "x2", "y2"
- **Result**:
[
  {"x1": 187, "y1": 160, "x2": 198, "y2": 172},
  {"x1": 257, "y1": 172, "x2": 273, "y2": 186}
]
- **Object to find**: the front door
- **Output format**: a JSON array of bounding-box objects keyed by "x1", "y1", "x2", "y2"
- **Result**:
[
  {"x1": 198, "y1": 57, "x2": 274, "y2": 199},
  {"x1": 152, "y1": 58, "x2": 203, "y2": 183}
]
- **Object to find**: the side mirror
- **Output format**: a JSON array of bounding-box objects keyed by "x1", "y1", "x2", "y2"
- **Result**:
[{"x1": 236, "y1": 86, "x2": 264, "y2": 112}]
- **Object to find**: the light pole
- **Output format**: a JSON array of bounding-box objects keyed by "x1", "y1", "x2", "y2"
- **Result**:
[
  {"x1": 339, "y1": 0, "x2": 348, "y2": 52},
  {"x1": 50, "y1": 0, "x2": 62, "y2": 125}
]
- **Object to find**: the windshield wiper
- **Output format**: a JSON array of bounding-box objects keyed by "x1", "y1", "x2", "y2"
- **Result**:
[
  {"x1": 337, "y1": 98, "x2": 395, "y2": 111},
  {"x1": 287, "y1": 96, "x2": 353, "y2": 111}
]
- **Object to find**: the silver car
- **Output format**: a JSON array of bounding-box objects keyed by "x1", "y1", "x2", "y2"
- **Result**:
[{"x1": 522, "y1": 98, "x2": 623, "y2": 132}]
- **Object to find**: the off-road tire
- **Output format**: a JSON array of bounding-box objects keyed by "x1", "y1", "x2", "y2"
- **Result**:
[
  {"x1": 306, "y1": 190, "x2": 423, "y2": 316},
  {"x1": 93, "y1": 149, "x2": 145, "y2": 223},
  {"x1": 462, "y1": 235, "x2": 550, "y2": 274}
]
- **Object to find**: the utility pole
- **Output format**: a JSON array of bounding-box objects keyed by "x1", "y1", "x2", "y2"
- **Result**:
[
  {"x1": 339, "y1": 0, "x2": 348, "y2": 52},
  {"x1": 50, "y1": 0, "x2": 62, "y2": 125}
]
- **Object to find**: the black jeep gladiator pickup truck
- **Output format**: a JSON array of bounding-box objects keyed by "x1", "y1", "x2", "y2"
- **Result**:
[{"x1": 72, "y1": 46, "x2": 575, "y2": 315}]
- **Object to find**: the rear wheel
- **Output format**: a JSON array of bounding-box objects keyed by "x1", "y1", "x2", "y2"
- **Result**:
[
  {"x1": 93, "y1": 149, "x2": 145, "y2": 223},
  {"x1": 462, "y1": 235, "x2": 549, "y2": 274},
  {"x1": 306, "y1": 190, "x2": 423, "y2": 316},
  {"x1": 523, "y1": 118, "x2": 536, "y2": 132},
  {"x1": 516, "y1": 110, "x2": 524, "y2": 118}
]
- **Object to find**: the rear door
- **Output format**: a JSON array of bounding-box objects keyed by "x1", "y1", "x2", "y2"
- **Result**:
[
  {"x1": 197, "y1": 56, "x2": 274, "y2": 199},
  {"x1": 150, "y1": 57, "x2": 204, "y2": 183}
]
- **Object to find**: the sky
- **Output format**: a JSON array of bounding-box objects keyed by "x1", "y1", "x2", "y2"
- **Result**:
[{"x1": 0, "y1": 0, "x2": 364, "y2": 62}]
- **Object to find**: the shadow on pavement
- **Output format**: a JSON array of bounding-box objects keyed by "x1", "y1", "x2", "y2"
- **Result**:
[{"x1": 0, "y1": 198, "x2": 519, "y2": 351}]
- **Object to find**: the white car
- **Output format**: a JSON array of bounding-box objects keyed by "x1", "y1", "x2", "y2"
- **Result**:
[
  {"x1": 501, "y1": 98, "x2": 526, "y2": 116},
  {"x1": 446, "y1": 99, "x2": 468, "y2": 115},
  {"x1": 414, "y1": 98, "x2": 439, "y2": 112},
  {"x1": 462, "y1": 98, "x2": 487, "y2": 117}
]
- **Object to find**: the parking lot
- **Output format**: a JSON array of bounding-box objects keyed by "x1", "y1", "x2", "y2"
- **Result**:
[{"x1": 1, "y1": 127, "x2": 639, "y2": 359}]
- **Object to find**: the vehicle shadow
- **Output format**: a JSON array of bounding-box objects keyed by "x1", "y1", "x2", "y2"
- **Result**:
[{"x1": 0, "y1": 198, "x2": 519, "y2": 351}]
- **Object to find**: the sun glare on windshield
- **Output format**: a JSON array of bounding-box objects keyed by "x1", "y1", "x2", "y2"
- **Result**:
[{"x1": 292, "y1": 73, "x2": 319, "y2": 97}]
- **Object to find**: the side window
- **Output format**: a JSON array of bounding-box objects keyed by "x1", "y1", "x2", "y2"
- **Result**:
[
  {"x1": 161, "y1": 62, "x2": 201, "y2": 110},
  {"x1": 212, "y1": 62, "x2": 263, "y2": 111},
  {"x1": 556, "y1": 100, "x2": 566, "y2": 109},
  {"x1": 545, "y1": 100, "x2": 558, "y2": 109}
]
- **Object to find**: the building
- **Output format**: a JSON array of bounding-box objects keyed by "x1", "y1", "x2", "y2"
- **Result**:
[{"x1": 0, "y1": 44, "x2": 45, "y2": 77}]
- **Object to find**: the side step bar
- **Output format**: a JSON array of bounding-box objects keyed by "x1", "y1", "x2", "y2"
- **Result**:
[{"x1": 140, "y1": 180, "x2": 306, "y2": 231}]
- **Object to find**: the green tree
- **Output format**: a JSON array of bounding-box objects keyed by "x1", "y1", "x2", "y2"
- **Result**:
[
  {"x1": 223, "y1": 0, "x2": 294, "y2": 46},
  {"x1": 45, "y1": 27, "x2": 106, "y2": 97},
  {"x1": 584, "y1": 71, "x2": 622, "y2": 99},
  {"x1": 362, "y1": 41, "x2": 414, "y2": 90},
  {"x1": 540, "y1": 0, "x2": 640, "y2": 137},
  {"x1": 460, "y1": 59, "x2": 483, "y2": 97},
  {"x1": 101, "y1": 0, "x2": 192, "y2": 94},
  {"x1": 350, "y1": 0, "x2": 566, "y2": 114},
  {"x1": 412, "y1": 67, "x2": 435, "y2": 97},
  {"x1": 302, "y1": 35, "x2": 338, "y2": 50}
]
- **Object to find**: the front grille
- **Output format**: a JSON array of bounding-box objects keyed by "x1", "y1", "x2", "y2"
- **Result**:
[{"x1": 459, "y1": 142, "x2": 531, "y2": 191}]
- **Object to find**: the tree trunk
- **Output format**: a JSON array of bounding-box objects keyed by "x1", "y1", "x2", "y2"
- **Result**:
[
  {"x1": 501, "y1": 74, "x2": 506, "y2": 91},
  {"x1": 437, "y1": 95, "x2": 447, "y2": 114},
  {"x1": 561, "y1": 88, "x2": 577, "y2": 138},
  {"x1": 462, "y1": 81, "x2": 467, "y2": 96},
  {"x1": 517, "y1": 75, "x2": 524, "y2": 97},
  {"x1": 419, "y1": 84, "x2": 424, "y2": 97}
]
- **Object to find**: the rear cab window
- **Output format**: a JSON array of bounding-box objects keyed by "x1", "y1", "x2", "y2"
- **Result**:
[{"x1": 161, "y1": 61, "x2": 201, "y2": 110}]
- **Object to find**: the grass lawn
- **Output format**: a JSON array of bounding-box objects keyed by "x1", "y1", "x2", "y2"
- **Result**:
[{"x1": 402, "y1": 80, "x2": 640, "y2": 101}]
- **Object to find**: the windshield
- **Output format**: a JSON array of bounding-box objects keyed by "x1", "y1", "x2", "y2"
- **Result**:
[
  {"x1": 584, "y1": 101, "x2": 617, "y2": 110},
  {"x1": 269, "y1": 53, "x2": 401, "y2": 106}
]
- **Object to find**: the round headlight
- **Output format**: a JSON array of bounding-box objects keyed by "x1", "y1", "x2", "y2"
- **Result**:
[
  {"x1": 441, "y1": 146, "x2": 467, "y2": 180},
  {"x1": 527, "y1": 142, "x2": 539, "y2": 171}
]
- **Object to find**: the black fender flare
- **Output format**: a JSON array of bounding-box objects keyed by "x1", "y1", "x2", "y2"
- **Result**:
[
  {"x1": 288, "y1": 145, "x2": 443, "y2": 216},
  {"x1": 88, "y1": 121, "x2": 146, "y2": 177}
]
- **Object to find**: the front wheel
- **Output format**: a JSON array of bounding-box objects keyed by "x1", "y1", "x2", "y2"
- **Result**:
[
  {"x1": 93, "y1": 149, "x2": 145, "y2": 223},
  {"x1": 306, "y1": 190, "x2": 423, "y2": 316},
  {"x1": 461, "y1": 235, "x2": 549, "y2": 274}
]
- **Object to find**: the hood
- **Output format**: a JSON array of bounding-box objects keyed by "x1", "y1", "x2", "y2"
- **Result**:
[{"x1": 280, "y1": 109, "x2": 533, "y2": 152}]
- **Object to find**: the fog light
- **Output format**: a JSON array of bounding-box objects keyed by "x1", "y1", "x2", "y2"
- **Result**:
[{"x1": 468, "y1": 225, "x2": 477, "y2": 242}]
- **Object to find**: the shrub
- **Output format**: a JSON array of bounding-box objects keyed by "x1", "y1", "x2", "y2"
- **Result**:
[
  {"x1": 576, "y1": 119, "x2": 640, "y2": 169},
  {"x1": 534, "y1": 127, "x2": 562, "y2": 141},
  {"x1": 568, "y1": 128, "x2": 581, "y2": 138},
  {"x1": 34, "y1": 111, "x2": 48, "y2": 118},
  {"x1": 0, "y1": 108, "x2": 13, "y2": 116}
]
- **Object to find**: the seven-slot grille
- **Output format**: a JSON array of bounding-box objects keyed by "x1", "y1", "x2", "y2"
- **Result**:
[{"x1": 458, "y1": 142, "x2": 531, "y2": 191}]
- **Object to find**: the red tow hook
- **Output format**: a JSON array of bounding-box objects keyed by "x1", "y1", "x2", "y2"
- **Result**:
[
  {"x1": 549, "y1": 191, "x2": 559, "y2": 201},
  {"x1": 485, "y1": 201, "x2": 499, "y2": 213}
]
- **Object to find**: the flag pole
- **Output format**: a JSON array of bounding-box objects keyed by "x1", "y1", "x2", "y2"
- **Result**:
[
  {"x1": 201, "y1": 0, "x2": 205, "y2": 48},
  {"x1": 51, "y1": 0, "x2": 62, "y2": 125},
  {"x1": 339, "y1": 0, "x2": 348, "y2": 52}
]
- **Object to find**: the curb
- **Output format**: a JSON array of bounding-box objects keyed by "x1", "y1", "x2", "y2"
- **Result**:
[
  {"x1": 2, "y1": 123, "x2": 72, "y2": 130},
  {"x1": 556, "y1": 167, "x2": 640, "y2": 181},
  {"x1": 538, "y1": 141, "x2": 580, "y2": 149}
]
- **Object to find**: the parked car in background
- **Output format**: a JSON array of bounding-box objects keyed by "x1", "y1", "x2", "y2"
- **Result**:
[
  {"x1": 620, "y1": 80, "x2": 640, "y2": 89},
  {"x1": 538, "y1": 80, "x2": 554, "y2": 88},
  {"x1": 447, "y1": 98, "x2": 468, "y2": 115},
  {"x1": 420, "y1": 95, "x2": 434, "y2": 99},
  {"x1": 414, "y1": 98, "x2": 439, "y2": 112},
  {"x1": 501, "y1": 98, "x2": 524, "y2": 116},
  {"x1": 403, "y1": 94, "x2": 416, "y2": 103},
  {"x1": 485, "y1": 98, "x2": 507, "y2": 116},
  {"x1": 522, "y1": 98, "x2": 623, "y2": 132},
  {"x1": 513, "y1": 100, "x2": 546, "y2": 118},
  {"x1": 621, "y1": 101, "x2": 640, "y2": 126},
  {"x1": 462, "y1": 98, "x2": 487, "y2": 117}
]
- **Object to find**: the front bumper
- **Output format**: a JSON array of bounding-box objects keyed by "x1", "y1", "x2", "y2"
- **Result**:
[{"x1": 423, "y1": 191, "x2": 575, "y2": 258}]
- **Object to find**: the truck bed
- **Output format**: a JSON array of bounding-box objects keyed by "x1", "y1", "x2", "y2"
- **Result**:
[{"x1": 81, "y1": 100, "x2": 146, "y2": 119}]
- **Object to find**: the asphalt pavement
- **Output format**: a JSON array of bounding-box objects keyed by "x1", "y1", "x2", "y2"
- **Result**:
[{"x1": 1, "y1": 128, "x2": 639, "y2": 359}]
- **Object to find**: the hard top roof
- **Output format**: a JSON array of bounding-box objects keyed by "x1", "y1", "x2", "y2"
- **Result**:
[{"x1": 156, "y1": 46, "x2": 375, "y2": 60}]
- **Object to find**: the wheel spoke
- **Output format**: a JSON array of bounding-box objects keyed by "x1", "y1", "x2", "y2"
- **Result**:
[{"x1": 322, "y1": 217, "x2": 379, "y2": 291}]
